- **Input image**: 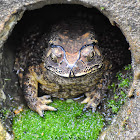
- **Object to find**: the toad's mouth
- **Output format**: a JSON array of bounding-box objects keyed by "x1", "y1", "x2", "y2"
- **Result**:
[{"x1": 46, "y1": 63, "x2": 103, "y2": 78}]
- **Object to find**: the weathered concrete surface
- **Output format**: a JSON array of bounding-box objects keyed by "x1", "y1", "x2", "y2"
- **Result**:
[
  {"x1": 99, "y1": 90, "x2": 140, "y2": 140},
  {"x1": 0, "y1": 0, "x2": 139, "y2": 139},
  {"x1": 0, "y1": 120, "x2": 13, "y2": 140}
]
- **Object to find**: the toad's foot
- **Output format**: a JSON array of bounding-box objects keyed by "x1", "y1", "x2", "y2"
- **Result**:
[
  {"x1": 81, "y1": 91, "x2": 101, "y2": 112},
  {"x1": 27, "y1": 95, "x2": 57, "y2": 117}
]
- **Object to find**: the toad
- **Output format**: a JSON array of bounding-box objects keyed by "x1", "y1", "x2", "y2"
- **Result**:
[{"x1": 14, "y1": 18, "x2": 112, "y2": 116}]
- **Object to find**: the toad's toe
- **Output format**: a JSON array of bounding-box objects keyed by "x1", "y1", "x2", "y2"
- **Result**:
[
  {"x1": 28, "y1": 96, "x2": 57, "y2": 117},
  {"x1": 39, "y1": 95, "x2": 52, "y2": 104},
  {"x1": 81, "y1": 90, "x2": 101, "y2": 112},
  {"x1": 36, "y1": 105, "x2": 57, "y2": 117}
]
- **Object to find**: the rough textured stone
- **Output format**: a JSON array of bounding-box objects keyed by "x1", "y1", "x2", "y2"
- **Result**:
[
  {"x1": 0, "y1": 120, "x2": 13, "y2": 140},
  {"x1": 99, "y1": 90, "x2": 140, "y2": 140},
  {"x1": 0, "y1": 0, "x2": 139, "y2": 139}
]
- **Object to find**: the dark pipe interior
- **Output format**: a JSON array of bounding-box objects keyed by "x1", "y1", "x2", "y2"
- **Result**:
[
  {"x1": 1, "y1": 4, "x2": 131, "y2": 133},
  {"x1": 10, "y1": 4, "x2": 131, "y2": 66}
]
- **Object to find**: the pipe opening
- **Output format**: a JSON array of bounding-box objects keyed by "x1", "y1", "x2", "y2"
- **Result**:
[{"x1": 1, "y1": 4, "x2": 131, "y2": 134}]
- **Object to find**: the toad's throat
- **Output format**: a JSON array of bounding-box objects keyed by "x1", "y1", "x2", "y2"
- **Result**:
[{"x1": 46, "y1": 63, "x2": 103, "y2": 78}]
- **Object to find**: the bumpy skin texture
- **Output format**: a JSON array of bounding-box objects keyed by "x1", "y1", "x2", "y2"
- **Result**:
[{"x1": 15, "y1": 19, "x2": 112, "y2": 116}]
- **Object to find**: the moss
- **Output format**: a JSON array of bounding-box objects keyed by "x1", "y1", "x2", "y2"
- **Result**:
[
  {"x1": 100, "y1": 7, "x2": 105, "y2": 11},
  {"x1": 107, "y1": 64, "x2": 132, "y2": 113},
  {"x1": 13, "y1": 100, "x2": 104, "y2": 140},
  {"x1": 0, "y1": 108, "x2": 11, "y2": 119}
]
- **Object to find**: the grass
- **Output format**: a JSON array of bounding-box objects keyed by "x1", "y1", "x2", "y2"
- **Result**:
[{"x1": 13, "y1": 100, "x2": 104, "y2": 140}]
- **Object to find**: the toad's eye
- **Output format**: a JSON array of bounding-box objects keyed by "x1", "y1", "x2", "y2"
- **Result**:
[
  {"x1": 50, "y1": 52, "x2": 58, "y2": 63},
  {"x1": 80, "y1": 45, "x2": 101, "y2": 62},
  {"x1": 81, "y1": 45, "x2": 94, "y2": 62},
  {"x1": 87, "y1": 50, "x2": 94, "y2": 62},
  {"x1": 49, "y1": 45, "x2": 64, "y2": 63}
]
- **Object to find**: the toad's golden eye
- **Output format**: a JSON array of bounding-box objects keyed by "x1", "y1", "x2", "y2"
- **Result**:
[
  {"x1": 52, "y1": 48, "x2": 62, "y2": 58},
  {"x1": 81, "y1": 45, "x2": 101, "y2": 62},
  {"x1": 87, "y1": 51, "x2": 94, "y2": 62},
  {"x1": 81, "y1": 46, "x2": 94, "y2": 62},
  {"x1": 50, "y1": 47, "x2": 64, "y2": 63},
  {"x1": 50, "y1": 53, "x2": 58, "y2": 63}
]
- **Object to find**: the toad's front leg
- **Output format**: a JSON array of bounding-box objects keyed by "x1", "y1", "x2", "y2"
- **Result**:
[
  {"x1": 81, "y1": 90, "x2": 102, "y2": 112},
  {"x1": 23, "y1": 67, "x2": 57, "y2": 117},
  {"x1": 81, "y1": 70, "x2": 111, "y2": 112}
]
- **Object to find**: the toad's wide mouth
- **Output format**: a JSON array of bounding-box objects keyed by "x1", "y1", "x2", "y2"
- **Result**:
[{"x1": 46, "y1": 63, "x2": 103, "y2": 78}]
